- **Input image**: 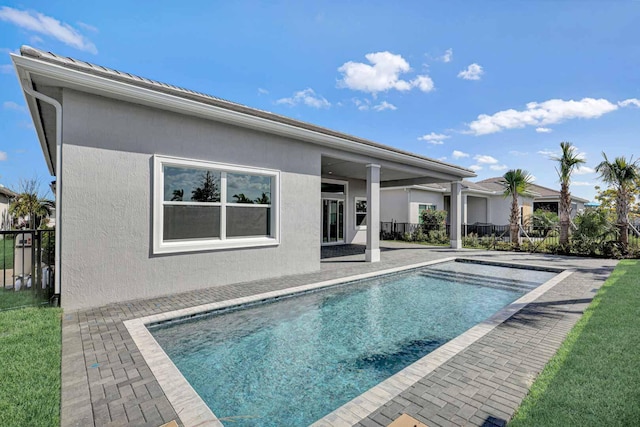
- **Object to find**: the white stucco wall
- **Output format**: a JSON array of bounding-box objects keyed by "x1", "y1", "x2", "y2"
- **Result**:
[{"x1": 60, "y1": 89, "x2": 324, "y2": 310}]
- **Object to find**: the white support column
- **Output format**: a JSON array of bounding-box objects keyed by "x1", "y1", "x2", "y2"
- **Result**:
[
  {"x1": 450, "y1": 181, "x2": 462, "y2": 249},
  {"x1": 366, "y1": 164, "x2": 381, "y2": 262},
  {"x1": 462, "y1": 193, "x2": 468, "y2": 224}
]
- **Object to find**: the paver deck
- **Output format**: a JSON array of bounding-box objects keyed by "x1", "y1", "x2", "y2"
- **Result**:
[{"x1": 61, "y1": 242, "x2": 618, "y2": 426}]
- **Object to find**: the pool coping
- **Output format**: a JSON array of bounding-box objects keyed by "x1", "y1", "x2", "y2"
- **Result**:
[{"x1": 123, "y1": 257, "x2": 572, "y2": 427}]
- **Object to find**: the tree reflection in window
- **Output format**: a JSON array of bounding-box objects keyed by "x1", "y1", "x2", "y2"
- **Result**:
[
  {"x1": 191, "y1": 171, "x2": 220, "y2": 202},
  {"x1": 233, "y1": 193, "x2": 254, "y2": 204},
  {"x1": 254, "y1": 192, "x2": 270, "y2": 204}
]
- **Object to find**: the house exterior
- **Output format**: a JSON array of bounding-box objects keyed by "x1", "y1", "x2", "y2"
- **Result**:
[
  {"x1": 381, "y1": 180, "x2": 534, "y2": 226},
  {"x1": 381, "y1": 177, "x2": 589, "y2": 228},
  {"x1": 12, "y1": 46, "x2": 475, "y2": 310},
  {"x1": 0, "y1": 185, "x2": 17, "y2": 230},
  {"x1": 476, "y1": 178, "x2": 588, "y2": 219}
]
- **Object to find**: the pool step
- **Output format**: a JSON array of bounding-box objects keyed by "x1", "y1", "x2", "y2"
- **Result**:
[{"x1": 418, "y1": 269, "x2": 539, "y2": 293}]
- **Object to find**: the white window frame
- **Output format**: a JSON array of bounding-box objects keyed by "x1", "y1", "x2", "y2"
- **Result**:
[
  {"x1": 153, "y1": 155, "x2": 280, "y2": 254},
  {"x1": 355, "y1": 196, "x2": 367, "y2": 230}
]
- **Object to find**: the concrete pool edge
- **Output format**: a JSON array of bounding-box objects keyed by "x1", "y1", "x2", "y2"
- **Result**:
[{"x1": 123, "y1": 258, "x2": 571, "y2": 427}]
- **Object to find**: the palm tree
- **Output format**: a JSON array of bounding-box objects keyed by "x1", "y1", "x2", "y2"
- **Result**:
[
  {"x1": 501, "y1": 169, "x2": 534, "y2": 248},
  {"x1": 9, "y1": 179, "x2": 55, "y2": 229},
  {"x1": 171, "y1": 189, "x2": 184, "y2": 201},
  {"x1": 595, "y1": 153, "x2": 640, "y2": 252},
  {"x1": 552, "y1": 142, "x2": 585, "y2": 248}
]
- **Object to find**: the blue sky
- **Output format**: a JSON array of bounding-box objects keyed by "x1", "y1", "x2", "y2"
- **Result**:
[{"x1": 1, "y1": 1, "x2": 639, "y2": 200}]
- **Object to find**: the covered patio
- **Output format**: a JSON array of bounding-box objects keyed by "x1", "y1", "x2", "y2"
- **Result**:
[{"x1": 321, "y1": 154, "x2": 474, "y2": 262}]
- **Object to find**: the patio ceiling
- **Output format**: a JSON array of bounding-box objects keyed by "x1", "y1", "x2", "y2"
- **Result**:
[{"x1": 321, "y1": 156, "x2": 465, "y2": 186}]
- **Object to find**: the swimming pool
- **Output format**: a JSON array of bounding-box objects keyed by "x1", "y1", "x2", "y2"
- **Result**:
[{"x1": 149, "y1": 261, "x2": 556, "y2": 426}]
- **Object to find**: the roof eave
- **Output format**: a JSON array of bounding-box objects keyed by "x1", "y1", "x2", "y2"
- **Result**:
[
  {"x1": 12, "y1": 52, "x2": 475, "y2": 180},
  {"x1": 11, "y1": 54, "x2": 56, "y2": 175}
]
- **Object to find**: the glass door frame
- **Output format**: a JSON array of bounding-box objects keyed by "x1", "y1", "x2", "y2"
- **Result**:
[{"x1": 321, "y1": 178, "x2": 348, "y2": 246}]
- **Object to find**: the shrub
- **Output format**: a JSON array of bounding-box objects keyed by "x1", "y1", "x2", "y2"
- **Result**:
[
  {"x1": 571, "y1": 208, "x2": 618, "y2": 256},
  {"x1": 463, "y1": 233, "x2": 480, "y2": 248},
  {"x1": 412, "y1": 227, "x2": 427, "y2": 242},
  {"x1": 420, "y1": 209, "x2": 447, "y2": 232}
]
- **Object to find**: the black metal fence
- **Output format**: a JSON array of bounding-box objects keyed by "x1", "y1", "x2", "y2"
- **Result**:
[
  {"x1": 1, "y1": 229, "x2": 55, "y2": 310},
  {"x1": 381, "y1": 221, "x2": 560, "y2": 248}
]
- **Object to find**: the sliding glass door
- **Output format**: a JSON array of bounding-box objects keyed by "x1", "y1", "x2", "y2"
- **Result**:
[{"x1": 322, "y1": 199, "x2": 344, "y2": 243}]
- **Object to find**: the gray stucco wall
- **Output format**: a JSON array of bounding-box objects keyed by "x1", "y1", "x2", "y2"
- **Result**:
[
  {"x1": 380, "y1": 189, "x2": 409, "y2": 223},
  {"x1": 466, "y1": 196, "x2": 488, "y2": 223},
  {"x1": 60, "y1": 89, "x2": 322, "y2": 310},
  {"x1": 408, "y1": 189, "x2": 444, "y2": 223}
]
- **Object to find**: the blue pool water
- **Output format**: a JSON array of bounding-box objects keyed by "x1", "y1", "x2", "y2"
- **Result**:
[{"x1": 150, "y1": 261, "x2": 555, "y2": 427}]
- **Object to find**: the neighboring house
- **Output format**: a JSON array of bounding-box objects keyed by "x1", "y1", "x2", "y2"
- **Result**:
[
  {"x1": 12, "y1": 46, "x2": 475, "y2": 310},
  {"x1": 381, "y1": 177, "x2": 589, "y2": 228},
  {"x1": 381, "y1": 180, "x2": 534, "y2": 226},
  {"x1": 476, "y1": 178, "x2": 588, "y2": 219},
  {"x1": 0, "y1": 185, "x2": 17, "y2": 230}
]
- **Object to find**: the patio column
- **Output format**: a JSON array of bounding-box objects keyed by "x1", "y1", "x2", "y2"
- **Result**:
[
  {"x1": 366, "y1": 163, "x2": 381, "y2": 262},
  {"x1": 450, "y1": 181, "x2": 462, "y2": 249}
]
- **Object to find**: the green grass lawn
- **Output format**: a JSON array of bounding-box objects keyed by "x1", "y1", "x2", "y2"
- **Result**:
[
  {"x1": 0, "y1": 289, "x2": 46, "y2": 310},
  {"x1": 509, "y1": 259, "x2": 640, "y2": 426},
  {"x1": 0, "y1": 307, "x2": 62, "y2": 427},
  {"x1": 0, "y1": 236, "x2": 15, "y2": 269}
]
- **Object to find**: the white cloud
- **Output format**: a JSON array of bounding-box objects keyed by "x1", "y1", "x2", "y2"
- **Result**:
[
  {"x1": 474, "y1": 154, "x2": 498, "y2": 164},
  {"x1": 466, "y1": 98, "x2": 619, "y2": 135},
  {"x1": 3, "y1": 101, "x2": 26, "y2": 112},
  {"x1": 0, "y1": 151, "x2": 6, "y2": 160},
  {"x1": 372, "y1": 101, "x2": 397, "y2": 112},
  {"x1": 257, "y1": 88, "x2": 269, "y2": 95},
  {"x1": 457, "y1": 63, "x2": 484, "y2": 80},
  {"x1": 573, "y1": 181, "x2": 594, "y2": 186},
  {"x1": 77, "y1": 21, "x2": 98, "y2": 33},
  {"x1": 353, "y1": 98, "x2": 370, "y2": 111},
  {"x1": 438, "y1": 156, "x2": 447, "y2": 161},
  {"x1": 536, "y1": 127, "x2": 553, "y2": 133},
  {"x1": 509, "y1": 150, "x2": 529, "y2": 156},
  {"x1": 469, "y1": 164, "x2": 483, "y2": 171},
  {"x1": 490, "y1": 164, "x2": 508, "y2": 171},
  {"x1": 441, "y1": 48, "x2": 453, "y2": 63},
  {"x1": 418, "y1": 132, "x2": 450, "y2": 145},
  {"x1": 537, "y1": 149, "x2": 558, "y2": 157},
  {"x1": 338, "y1": 51, "x2": 435, "y2": 94},
  {"x1": 0, "y1": 7, "x2": 97, "y2": 54},
  {"x1": 574, "y1": 166, "x2": 595, "y2": 175},
  {"x1": 276, "y1": 88, "x2": 330, "y2": 109},
  {"x1": 29, "y1": 35, "x2": 44, "y2": 45},
  {"x1": 452, "y1": 150, "x2": 470, "y2": 159},
  {"x1": 619, "y1": 98, "x2": 640, "y2": 108},
  {"x1": 0, "y1": 64, "x2": 13, "y2": 74},
  {"x1": 411, "y1": 75, "x2": 435, "y2": 92}
]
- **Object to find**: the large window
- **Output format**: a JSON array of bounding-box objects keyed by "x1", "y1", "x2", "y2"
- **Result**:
[{"x1": 154, "y1": 156, "x2": 279, "y2": 254}]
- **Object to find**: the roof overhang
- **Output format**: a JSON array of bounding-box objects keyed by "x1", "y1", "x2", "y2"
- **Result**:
[{"x1": 11, "y1": 49, "x2": 476, "y2": 182}]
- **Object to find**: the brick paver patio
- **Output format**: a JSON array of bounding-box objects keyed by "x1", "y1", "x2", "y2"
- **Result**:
[{"x1": 61, "y1": 242, "x2": 617, "y2": 426}]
